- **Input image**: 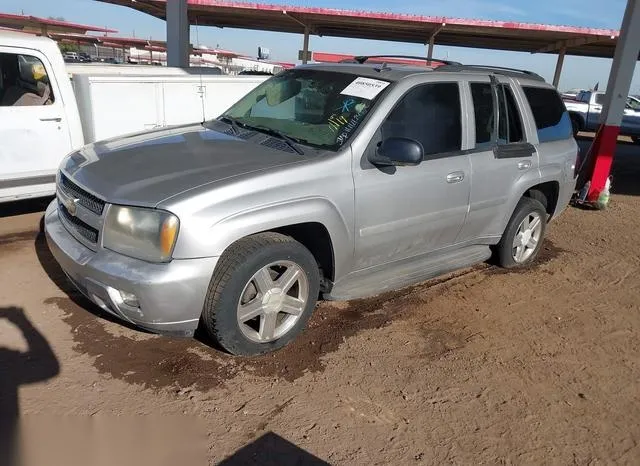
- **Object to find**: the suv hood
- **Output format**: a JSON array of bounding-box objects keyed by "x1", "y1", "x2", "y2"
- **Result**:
[{"x1": 61, "y1": 124, "x2": 304, "y2": 207}]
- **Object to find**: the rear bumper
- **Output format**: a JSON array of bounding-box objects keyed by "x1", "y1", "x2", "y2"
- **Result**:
[{"x1": 44, "y1": 200, "x2": 218, "y2": 336}]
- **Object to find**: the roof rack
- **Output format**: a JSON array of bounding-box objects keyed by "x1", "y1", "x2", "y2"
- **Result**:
[
  {"x1": 438, "y1": 64, "x2": 545, "y2": 82},
  {"x1": 350, "y1": 55, "x2": 462, "y2": 66}
]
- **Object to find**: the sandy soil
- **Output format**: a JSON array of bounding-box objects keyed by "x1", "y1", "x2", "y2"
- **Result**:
[{"x1": 1, "y1": 140, "x2": 639, "y2": 465}]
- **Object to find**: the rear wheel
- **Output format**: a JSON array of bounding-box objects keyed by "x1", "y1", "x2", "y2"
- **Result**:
[
  {"x1": 495, "y1": 197, "x2": 547, "y2": 268},
  {"x1": 202, "y1": 232, "x2": 320, "y2": 356}
]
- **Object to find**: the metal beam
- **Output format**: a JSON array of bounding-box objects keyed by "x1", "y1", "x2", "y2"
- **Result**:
[
  {"x1": 166, "y1": 0, "x2": 189, "y2": 67},
  {"x1": 552, "y1": 47, "x2": 566, "y2": 88},
  {"x1": 282, "y1": 10, "x2": 316, "y2": 34},
  {"x1": 426, "y1": 24, "x2": 445, "y2": 62},
  {"x1": 302, "y1": 26, "x2": 310, "y2": 64},
  {"x1": 585, "y1": 0, "x2": 640, "y2": 206},
  {"x1": 536, "y1": 35, "x2": 608, "y2": 53}
]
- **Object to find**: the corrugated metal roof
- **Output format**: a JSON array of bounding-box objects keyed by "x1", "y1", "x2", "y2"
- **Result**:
[
  {"x1": 96, "y1": 0, "x2": 625, "y2": 58},
  {"x1": 0, "y1": 12, "x2": 117, "y2": 34}
]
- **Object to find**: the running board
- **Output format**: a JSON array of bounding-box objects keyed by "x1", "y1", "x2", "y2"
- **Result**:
[{"x1": 325, "y1": 245, "x2": 492, "y2": 301}]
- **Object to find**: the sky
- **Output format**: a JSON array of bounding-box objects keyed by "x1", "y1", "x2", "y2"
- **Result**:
[{"x1": 2, "y1": 0, "x2": 639, "y2": 93}]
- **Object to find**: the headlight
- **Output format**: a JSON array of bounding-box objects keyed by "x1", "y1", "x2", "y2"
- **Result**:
[{"x1": 103, "y1": 205, "x2": 179, "y2": 263}]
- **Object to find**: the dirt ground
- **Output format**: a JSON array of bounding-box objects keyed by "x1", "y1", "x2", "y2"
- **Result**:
[{"x1": 1, "y1": 138, "x2": 639, "y2": 465}]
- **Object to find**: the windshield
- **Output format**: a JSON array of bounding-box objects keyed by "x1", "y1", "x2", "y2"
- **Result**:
[
  {"x1": 219, "y1": 69, "x2": 390, "y2": 151},
  {"x1": 627, "y1": 96, "x2": 640, "y2": 110}
]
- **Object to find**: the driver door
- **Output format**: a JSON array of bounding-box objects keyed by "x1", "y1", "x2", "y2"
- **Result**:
[{"x1": 352, "y1": 81, "x2": 471, "y2": 270}]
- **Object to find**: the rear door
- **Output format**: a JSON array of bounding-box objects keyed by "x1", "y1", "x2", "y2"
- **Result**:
[
  {"x1": 457, "y1": 77, "x2": 538, "y2": 243},
  {"x1": 0, "y1": 47, "x2": 72, "y2": 198},
  {"x1": 586, "y1": 92, "x2": 604, "y2": 129}
]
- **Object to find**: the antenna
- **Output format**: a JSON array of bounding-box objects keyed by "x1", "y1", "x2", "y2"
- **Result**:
[{"x1": 194, "y1": 16, "x2": 206, "y2": 124}]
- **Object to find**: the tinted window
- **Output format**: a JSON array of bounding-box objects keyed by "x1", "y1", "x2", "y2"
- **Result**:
[
  {"x1": 0, "y1": 52, "x2": 54, "y2": 106},
  {"x1": 594, "y1": 93, "x2": 605, "y2": 105},
  {"x1": 470, "y1": 83, "x2": 494, "y2": 146},
  {"x1": 498, "y1": 84, "x2": 524, "y2": 144},
  {"x1": 523, "y1": 86, "x2": 573, "y2": 143},
  {"x1": 381, "y1": 82, "x2": 461, "y2": 156}
]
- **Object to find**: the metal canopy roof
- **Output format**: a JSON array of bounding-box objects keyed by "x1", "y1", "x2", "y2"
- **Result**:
[
  {"x1": 96, "y1": 0, "x2": 625, "y2": 59},
  {"x1": 0, "y1": 12, "x2": 117, "y2": 34}
]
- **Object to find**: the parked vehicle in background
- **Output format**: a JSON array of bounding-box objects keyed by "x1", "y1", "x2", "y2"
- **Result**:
[
  {"x1": 0, "y1": 30, "x2": 267, "y2": 203},
  {"x1": 561, "y1": 88, "x2": 586, "y2": 99},
  {"x1": 45, "y1": 57, "x2": 579, "y2": 356},
  {"x1": 62, "y1": 51, "x2": 78, "y2": 61},
  {"x1": 563, "y1": 90, "x2": 640, "y2": 142}
]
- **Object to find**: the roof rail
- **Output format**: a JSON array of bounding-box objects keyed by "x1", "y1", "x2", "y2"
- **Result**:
[
  {"x1": 351, "y1": 55, "x2": 462, "y2": 66},
  {"x1": 438, "y1": 64, "x2": 546, "y2": 81}
]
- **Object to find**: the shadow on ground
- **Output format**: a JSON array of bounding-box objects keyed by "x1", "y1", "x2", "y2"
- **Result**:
[
  {"x1": 218, "y1": 432, "x2": 330, "y2": 466},
  {"x1": 0, "y1": 306, "x2": 60, "y2": 465}
]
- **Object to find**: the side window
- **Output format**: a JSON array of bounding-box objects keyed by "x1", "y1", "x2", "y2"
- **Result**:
[
  {"x1": 381, "y1": 82, "x2": 461, "y2": 156},
  {"x1": 470, "y1": 82, "x2": 494, "y2": 147},
  {"x1": 0, "y1": 52, "x2": 54, "y2": 107},
  {"x1": 497, "y1": 84, "x2": 523, "y2": 144},
  {"x1": 522, "y1": 86, "x2": 572, "y2": 143}
]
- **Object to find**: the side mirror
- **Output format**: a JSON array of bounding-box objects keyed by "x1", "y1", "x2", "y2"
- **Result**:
[{"x1": 369, "y1": 137, "x2": 424, "y2": 167}]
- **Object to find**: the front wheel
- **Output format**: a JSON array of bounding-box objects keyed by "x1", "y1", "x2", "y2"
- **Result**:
[
  {"x1": 202, "y1": 232, "x2": 320, "y2": 356},
  {"x1": 494, "y1": 197, "x2": 547, "y2": 269}
]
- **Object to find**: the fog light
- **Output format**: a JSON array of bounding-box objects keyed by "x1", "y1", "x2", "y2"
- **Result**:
[{"x1": 119, "y1": 290, "x2": 140, "y2": 308}]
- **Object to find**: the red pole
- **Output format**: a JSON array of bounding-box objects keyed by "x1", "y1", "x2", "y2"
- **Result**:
[{"x1": 586, "y1": 0, "x2": 640, "y2": 205}]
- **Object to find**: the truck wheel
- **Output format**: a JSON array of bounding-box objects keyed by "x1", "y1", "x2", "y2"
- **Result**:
[
  {"x1": 495, "y1": 197, "x2": 547, "y2": 269},
  {"x1": 202, "y1": 232, "x2": 320, "y2": 356}
]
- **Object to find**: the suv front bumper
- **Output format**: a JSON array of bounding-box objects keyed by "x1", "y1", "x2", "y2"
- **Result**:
[{"x1": 44, "y1": 200, "x2": 218, "y2": 336}]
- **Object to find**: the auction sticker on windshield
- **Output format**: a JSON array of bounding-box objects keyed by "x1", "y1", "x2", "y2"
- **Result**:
[{"x1": 340, "y1": 77, "x2": 390, "y2": 100}]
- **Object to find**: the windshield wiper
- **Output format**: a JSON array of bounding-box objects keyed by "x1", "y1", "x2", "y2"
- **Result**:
[
  {"x1": 247, "y1": 125, "x2": 305, "y2": 155},
  {"x1": 219, "y1": 115, "x2": 242, "y2": 135}
]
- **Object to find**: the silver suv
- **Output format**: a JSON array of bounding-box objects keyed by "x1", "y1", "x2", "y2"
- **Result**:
[{"x1": 45, "y1": 58, "x2": 579, "y2": 355}]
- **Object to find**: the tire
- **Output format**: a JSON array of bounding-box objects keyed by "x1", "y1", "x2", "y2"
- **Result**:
[
  {"x1": 495, "y1": 197, "x2": 547, "y2": 269},
  {"x1": 202, "y1": 232, "x2": 320, "y2": 356}
]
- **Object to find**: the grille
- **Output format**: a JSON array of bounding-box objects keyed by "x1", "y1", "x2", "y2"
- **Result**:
[
  {"x1": 59, "y1": 203, "x2": 99, "y2": 244},
  {"x1": 260, "y1": 137, "x2": 296, "y2": 153},
  {"x1": 59, "y1": 173, "x2": 105, "y2": 215}
]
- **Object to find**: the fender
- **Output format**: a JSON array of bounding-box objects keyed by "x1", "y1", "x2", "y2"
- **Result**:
[
  {"x1": 174, "y1": 196, "x2": 353, "y2": 281},
  {"x1": 497, "y1": 169, "x2": 546, "y2": 234}
]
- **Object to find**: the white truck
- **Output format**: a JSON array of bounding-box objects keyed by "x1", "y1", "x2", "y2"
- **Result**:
[
  {"x1": 0, "y1": 30, "x2": 268, "y2": 203},
  {"x1": 563, "y1": 90, "x2": 640, "y2": 143}
]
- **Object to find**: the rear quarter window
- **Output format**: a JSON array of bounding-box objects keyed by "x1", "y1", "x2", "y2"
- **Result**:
[{"x1": 522, "y1": 86, "x2": 572, "y2": 143}]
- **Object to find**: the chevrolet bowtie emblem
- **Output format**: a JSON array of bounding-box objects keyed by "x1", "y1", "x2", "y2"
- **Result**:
[{"x1": 59, "y1": 190, "x2": 79, "y2": 217}]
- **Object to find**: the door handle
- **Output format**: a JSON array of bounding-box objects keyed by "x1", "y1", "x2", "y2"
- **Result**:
[
  {"x1": 40, "y1": 117, "x2": 62, "y2": 122},
  {"x1": 446, "y1": 172, "x2": 465, "y2": 183},
  {"x1": 517, "y1": 160, "x2": 532, "y2": 170}
]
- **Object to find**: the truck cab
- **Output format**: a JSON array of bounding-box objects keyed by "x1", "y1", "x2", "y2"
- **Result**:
[
  {"x1": 565, "y1": 90, "x2": 640, "y2": 141},
  {"x1": 0, "y1": 31, "x2": 83, "y2": 201}
]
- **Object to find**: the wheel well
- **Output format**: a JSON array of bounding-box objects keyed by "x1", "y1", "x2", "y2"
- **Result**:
[
  {"x1": 524, "y1": 182, "x2": 559, "y2": 218},
  {"x1": 272, "y1": 222, "x2": 335, "y2": 287}
]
